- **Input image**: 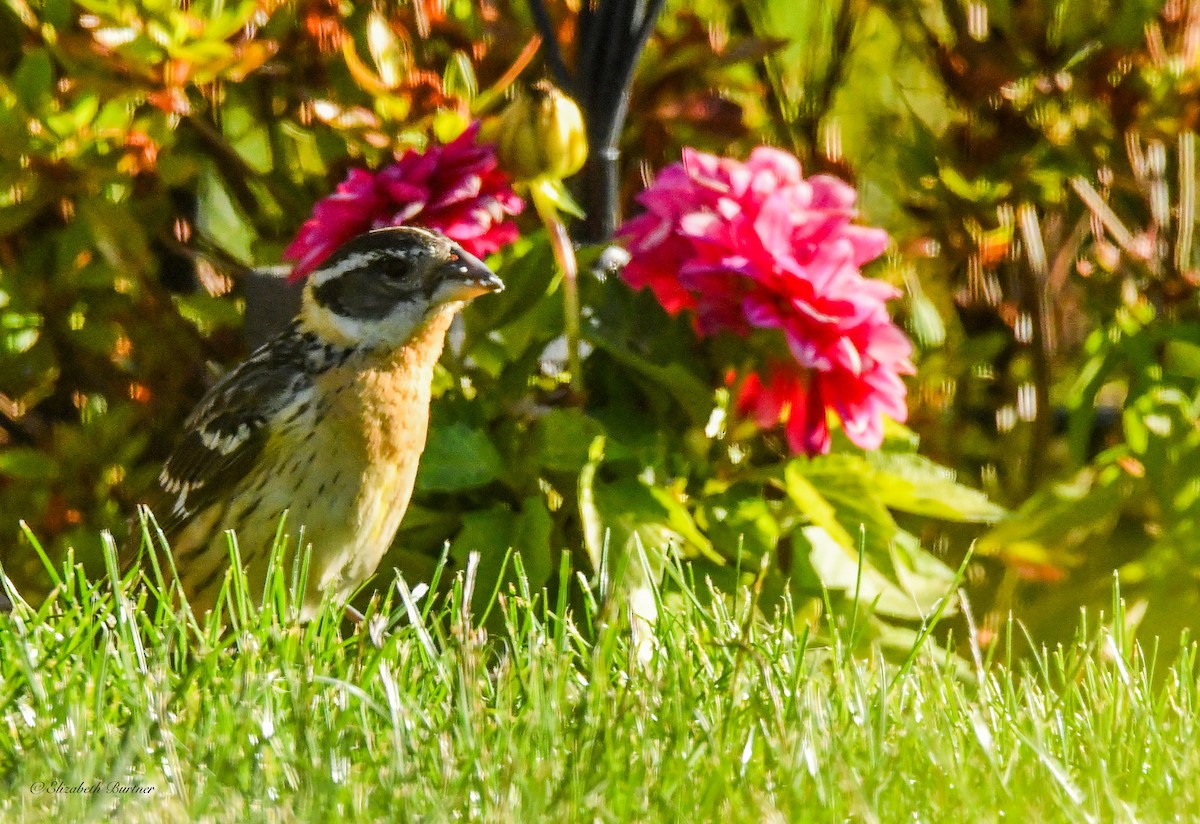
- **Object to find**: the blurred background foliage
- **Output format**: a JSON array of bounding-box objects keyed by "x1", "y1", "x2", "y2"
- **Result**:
[{"x1": 1, "y1": 0, "x2": 1198, "y2": 654}]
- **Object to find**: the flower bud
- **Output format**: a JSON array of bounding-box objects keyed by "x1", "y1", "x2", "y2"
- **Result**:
[{"x1": 495, "y1": 81, "x2": 588, "y2": 182}]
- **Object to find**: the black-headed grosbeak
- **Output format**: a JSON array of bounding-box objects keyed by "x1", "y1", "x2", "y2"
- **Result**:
[{"x1": 139, "y1": 226, "x2": 502, "y2": 619}]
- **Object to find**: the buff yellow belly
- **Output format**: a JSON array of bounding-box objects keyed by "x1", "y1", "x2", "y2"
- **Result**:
[{"x1": 173, "y1": 341, "x2": 439, "y2": 620}]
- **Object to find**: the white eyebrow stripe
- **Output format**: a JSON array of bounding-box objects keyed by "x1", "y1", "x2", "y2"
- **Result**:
[{"x1": 309, "y1": 251, "x2": 387, "y2": 287}]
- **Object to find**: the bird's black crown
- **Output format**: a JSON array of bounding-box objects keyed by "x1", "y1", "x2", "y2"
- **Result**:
[{"x1": 308, "y1": 227, "x2": 499, "y2": 321}]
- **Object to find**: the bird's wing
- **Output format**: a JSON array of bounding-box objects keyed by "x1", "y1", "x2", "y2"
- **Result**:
[{"x1": 148, "y1": 334, "x2": 315, "y2": 538}]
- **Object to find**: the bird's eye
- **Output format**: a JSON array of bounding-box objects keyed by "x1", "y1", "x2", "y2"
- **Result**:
[{"x1": 381, "y1": 251, "x2": 416, "y2": 280}]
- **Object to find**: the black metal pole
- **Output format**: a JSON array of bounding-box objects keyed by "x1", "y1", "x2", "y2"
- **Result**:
[{"x1": 526, "y1": 0, "x2": 667, "y2": 242}]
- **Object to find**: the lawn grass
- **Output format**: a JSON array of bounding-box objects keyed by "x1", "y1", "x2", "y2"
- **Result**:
[{"x1": 1, "y1": 528, "x2": 1198, "y2": 823}]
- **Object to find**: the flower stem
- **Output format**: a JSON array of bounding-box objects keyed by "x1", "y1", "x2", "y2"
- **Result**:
[
  {"x1": 550, "y1": 218, "x2": 583, "y2": 396},
  {"x1": 532, "y1": 182, "x2": 583, "y2": 396}
]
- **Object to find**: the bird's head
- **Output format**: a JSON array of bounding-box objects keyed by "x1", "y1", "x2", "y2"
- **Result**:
[{"x1": 298, "y1": 226, "x2": 503, "y2": 348}]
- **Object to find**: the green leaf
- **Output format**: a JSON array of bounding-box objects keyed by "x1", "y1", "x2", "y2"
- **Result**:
[
  {"x1": 579, "y1": 438, "x2": 680, "y2": 576},
  {"x1": 196, "y1": 162, "x2": 255, "y2": 264},
  {"x1": 448, "y1": 506, "x2": 515, "y2": 563},
  {"x1": 445, "y1": 497, "x2": 556, "y2": 606},
  {"x1": 205, "y1": 0, "x2": 262, "y2": 42},
  {"x1": 416, "y1": 423, "x2": 504, "y2": 492},
  {"x1": 513, "y1": 495, "x2": 556, "y2": 589},
  {"x1": 0, "y1": 192, "x2": 50, "y2": 235},
  {"x1": 446, "y1": 504, "x2": 516, "y2": 612},
  {"x1": 887, "y1": 530, "x2": 958, "y2": 613},
  {"x1": 222, "y1": 104, "x2": 274, "y2": 174},
  {"x1": 906, "y1": 288, "x2": 946, "y2": 349},
  {"x1": 172, "y1": 291, "x2": 245, "y2": 335},
  {"x1": 13, "y1": 49, "x2": 53, "y2": 114},
  {"x1": 1, "y1": 309, "x2": 41, "y2": 355},
  {"x1": 787, "y1": 455, "x2": 906, "y2": 552},
  {"x1": 1065, "y1": 340, "x2": 1117, "y2": 466},
  {"x1": 532, "y1": 409, "x2": 606, "y2": 473},
  {"x1": 443, "y1": 51, "x2": 478, "y2": 101},
  {"x1": 867, "y1": 452, "x2": 1007, "y2": 523},
  {"x1": 77, "y1": 197, "x2": 152, "y2": 276},
  {"x1": 46, "y1": 93, "x2": 99, "y2": 140},
  {"x1": 646, "y1": 485, "x2": 721, "y2": 563},
  {"x1": 975, "y1": 465, "x2": 1125, "y2": 566},
  {"x1": 782, "y1": 453, "x2": 960, "y2": 614},
  {"x1": 795, "y1": 526, "x2": 932, "y2": 620},
  {"x1": 783, "y1": 462, "x2": 857, "y2": 550},
  {"x1": 392, "y1": 502, "x2": 461, "y2": 556},
  {"x1": 1163, "y1": 339, "x2": 1200, "y2": 380},
  {"x1": 938, "y1": 165, "x2": 1011, "y2": 202},
  {"x1": 41, "y1": 0, "x2": 72, "y2": 29},
  {"x1": 530, "y1": 178, "x2": 585, "y2": 221},
  {"x1": 0, "y1": 448, "x2": 58, "y2": 482},
  {"x1": 280, "y1": 122, "x2": 327, "y2": 179},
  {"x1": 592, "y1": 478, "x2": 679, "y2": 569},
  {"x1": 586, "y1": 334, "x2": 713, "y2": 425},
  {"x1": 578, "y1": 436, "x2": 606, "y2": 569},
  {"x1": 463, "y1": 234, "x2": 559, "y2": 356},
  {"x1": 700, "y1": 487, "x2": 781, "y2": 562}
]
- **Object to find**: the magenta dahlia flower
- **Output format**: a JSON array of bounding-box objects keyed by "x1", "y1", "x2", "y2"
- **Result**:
[
  {"x1": 284, "y1": 123, "x2": 524, "y2": 281},
  {"x1": 619, "y1": 147, "x2": 913, "y2": 455}
]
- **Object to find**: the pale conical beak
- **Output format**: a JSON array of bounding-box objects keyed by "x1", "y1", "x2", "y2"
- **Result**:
[{"x1": 432, "y1": 250, "x2": 504, "y2": 303}]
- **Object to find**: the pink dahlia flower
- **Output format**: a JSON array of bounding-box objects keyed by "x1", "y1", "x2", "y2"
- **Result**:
[
  {"x1": 619, "y1": 147, "x2": 913, "y2": 454},
  {"x1": 284, "y1": 123, "x2": 524, "y2": 281}
]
